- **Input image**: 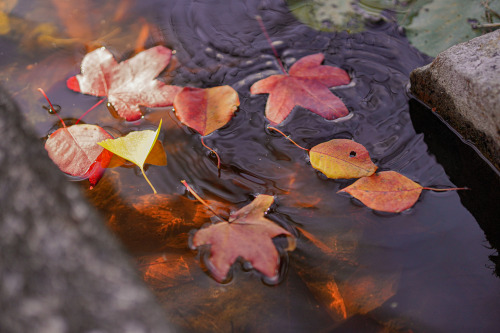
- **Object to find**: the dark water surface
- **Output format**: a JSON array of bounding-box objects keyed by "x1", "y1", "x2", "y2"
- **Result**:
[{"x1": 1, "y1": 0, "x2": 499, "y2": 332}]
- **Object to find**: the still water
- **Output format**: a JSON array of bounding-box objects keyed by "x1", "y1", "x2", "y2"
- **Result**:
[{"x1": 1, "y1": 0, "x2": 499, "y2": 332}]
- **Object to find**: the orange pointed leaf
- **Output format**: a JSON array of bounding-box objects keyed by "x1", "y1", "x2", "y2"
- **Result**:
[
  {"x1": 310, "y1": 139, "x2": 377, "y2": 179},
  {"x1": 250, "y1": 53, "x2": 350, "y2": 124},
  {"x1": 174, "y1": 85, "x2": 240, "y2": 136},
  {"x1": 191, "y1": 194, "x2": 296, "y2": 282},
  {"x1": 338, "y1": 171, "x2": 423, "y2": 213}
]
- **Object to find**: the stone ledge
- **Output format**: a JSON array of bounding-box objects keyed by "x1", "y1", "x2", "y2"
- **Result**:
[
  {"x1": 410, "y1": 29, "x2": 500, "y2": 170},
  {"x1": 0, "y1": 87, "x2": 172, "y2": 332}
]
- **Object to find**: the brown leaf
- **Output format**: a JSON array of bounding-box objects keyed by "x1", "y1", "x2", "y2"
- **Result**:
[
  {"x1": 142, "y1": 254, "x2": 193, "y2": 289},
  {"x1": 250, "y1": 53, "x2": 350, "y2": 124},
  {"x1": 192, "y1": 195, "x2": 296, "y2": 282}
]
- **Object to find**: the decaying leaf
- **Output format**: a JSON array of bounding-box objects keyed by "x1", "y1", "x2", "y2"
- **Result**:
[
  {"x1": 310, "y1": 139, "x2": 377, "y2": 179},
  {"x1": 191, "y1": 194, "x2": 296, "y2": 282},
  {"x1": 142, "y1": 255, "x2": 193, "y2": 289},
  {"x1": 338, "y1": 171, "x2": 422, "y2": 212},
  {"x1": 45, "y1": 123, "x2": 113, "y2": 188},
  {"x1": 67, "y1": 46, "x2": 182, "y2": 121},
  {"x1": 251, "y1": 53, "x2": 350, "y2": 124},
  {"x1": 98, "y1": 120, "x2": 163, "y2": 193},
  {"x1": 174, "y1": 85, "x2": 240, "y2": 136}
]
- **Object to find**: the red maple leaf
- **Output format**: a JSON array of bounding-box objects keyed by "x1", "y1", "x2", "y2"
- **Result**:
[
  {"x1": 191, "y1": 194, "x2": 296, "y2": 282},
  {"x1": 67, "y1": 46, "x2": 182, "y2": 121},
  {"x1": 45, "y1": 124, "x2": 113, "y2": 188},
  {"x1": 250, "y1": 53, "x2": 350, "y2": 124}
]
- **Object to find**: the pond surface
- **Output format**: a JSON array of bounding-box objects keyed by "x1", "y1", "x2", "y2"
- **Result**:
[{"x1": 1, "y1": 0, "x2": 499, "y2": 332}]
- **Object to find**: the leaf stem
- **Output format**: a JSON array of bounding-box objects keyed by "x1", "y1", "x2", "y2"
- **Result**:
[
  {"x1": 422, "y1": 187, "x2": 469, "y2": 191},
  {"x1": 38, "y1": 88, "x2": 66, "y2": 128},
  {"x1": 181, "y1": 180, "x2": 227, "y2": 221},
  {"x1": 75, "y1": 99, "x2": 105, "y2": 124},
  {"x1": 267, "y1": 126, "x2": 309, "y2": 151},
  {"x1": 255, "y1": 15, "x2": 287, "y2": 75},
  {"x1": 141, "y1": 167, "x2": 157, "y2": 194},
  {"x1": 201, "y1": 138, "x2": 221, "y2": 170}
]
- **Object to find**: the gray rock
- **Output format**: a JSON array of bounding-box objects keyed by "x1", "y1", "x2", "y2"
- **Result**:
[
  {"x1": 410, "y1": 29, "x2": 500, "y2": 169},
  {"x1": 0, "y1": 87, "x2": 172, "y2": 332}
]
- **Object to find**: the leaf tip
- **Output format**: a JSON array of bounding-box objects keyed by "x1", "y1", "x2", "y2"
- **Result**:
[{"x1": 66, "y1": 76, "x2": 80, "y2": 92}]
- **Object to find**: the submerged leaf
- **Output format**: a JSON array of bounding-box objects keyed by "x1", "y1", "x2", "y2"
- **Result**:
[
  {"x1": 173, "y1": 85, "x2": 240, "y2": 136},
  {"x1": 98, "y1": 120, "x2": 163, "y2": 193},
  {"x1": 338, "y1": 171, "x2": 422, "y2": 212},
  {"x1": 251, "y1": 53, "x2": 350, "y2": 124},
  {"x1": 309, "y1": 139, "x2": 377, "y2": 179},
  {"x1": 67, "y1": 46, "x2": 182, "y2": 121},
  {"x1": 45, "y1": 124, "x2": 113, "y2": 188},
  {"x1": 192, "y1": 194, "x2": 296, "y2": 282}
]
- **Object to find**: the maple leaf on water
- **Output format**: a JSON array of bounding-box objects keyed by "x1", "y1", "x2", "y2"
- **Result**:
[
  {"x1": 338, "y1": 171, "x2": 466, "y2": 213},
  {"x1": 67, "y1": 46, "x2": 182, "y2": 121},
  {"x1": 250, "y1": 53, "x2": 350, "y2": 124},
  {"x1": 191, "y1": 194, "x2": 296, "y2": 283},
  {"x1": 45, "y1": 124, "x2": 113, "y2": 188}
]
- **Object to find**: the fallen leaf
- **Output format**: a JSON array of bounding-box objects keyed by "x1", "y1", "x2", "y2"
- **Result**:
[
  {"x1": 98, "y1": 120, "x2": 163, "y2": 193},
  {"x1": 338, "y1": 171, "x2": 422, "y2": 212},
  {"x1": 173, "y1": 85, "x2": 240, "y2": 136},
  {"x1": 309, "y1": 139, "x2": 377, "y2": 179},
  {"x1": 191, "y1": 194, "x2": 296, "y2": 282},
  {"x1": 142, "y1": 255, "x2": 193, "y2": 289},
  {"x1": 107, "y1": 139, "x2": 167, "y2": 168},
  {"x1": 45, "y1": 124, "x2": 113, "y2": 188},
  {"x1": 250, "y1": 53, "x2": 350, "y2": 124},
  {"x1": 67, "y1": 46, "x2": 182, "y2": 121}
]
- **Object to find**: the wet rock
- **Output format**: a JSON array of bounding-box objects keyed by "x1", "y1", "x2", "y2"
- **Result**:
[
  {"x1": 0, "y1": 87, "x2": 171, "y2": 332},
  {"x1": 410, "y1": 29, "x2": 500, "y2": 170}
]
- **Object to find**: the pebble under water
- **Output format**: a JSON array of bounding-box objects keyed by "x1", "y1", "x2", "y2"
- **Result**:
[{"x1": 3, "y1": 0, "x2": 499, "y2": 332}]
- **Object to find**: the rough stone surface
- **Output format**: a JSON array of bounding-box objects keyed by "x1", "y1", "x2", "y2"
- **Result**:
[
  {"x1": 410, "y1": 29, "x2": 500, "y2": 169},
  {"x1": 0, "y1": 87, "x2": 171, "y2": 332}
]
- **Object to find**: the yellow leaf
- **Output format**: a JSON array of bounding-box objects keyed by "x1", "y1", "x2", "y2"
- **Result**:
[{"x1": 98, "y1": 120, "x2": 163, "y2": 193}]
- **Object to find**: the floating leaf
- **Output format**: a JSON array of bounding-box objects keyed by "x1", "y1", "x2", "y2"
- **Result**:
[
  {"x1": 310, "y1": 139, "x2": 377, "y2": 179},
  {"x1": 67, "y1": 46, "x2": 182, "y2": 121},
  {"x1": 98, "y1": 120, "x2": 163, "y2": 193},
  {"x1": 191, "y1": 194, "x2": 296, "y2": 282},
  {"x1": 173, "y1": 85, "x2": 240, "y2": 136},
  {"x1": 107, "y1": 140, "x2": 167, "y2": 168},
  {"x1": 251, "y1": 53, "x2": 350, "y2": 124},
  {"x1": 45, "y1": 124, "x2": 113, "y2": 188},
  {"x1": 338, "y1": 171, "x2": 422, "y2": 212}
]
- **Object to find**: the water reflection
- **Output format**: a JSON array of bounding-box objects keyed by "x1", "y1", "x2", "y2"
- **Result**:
[{"x1": 1, "y1": 0, "x2": 499, "y2": 332}]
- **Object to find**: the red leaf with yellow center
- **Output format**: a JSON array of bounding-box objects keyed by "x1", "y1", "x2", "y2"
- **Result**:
[
  {"x1": 173, "y1": 85, "x2": 240, "y2": 136},
  {"x1": 338, "y1": 171, "x2": 423, "y2": 213},
  {"x1": 191, "y1": 194, "x2": 296, "y2": 282},
  {"x1": 45, "y1": 124, "x2": 113, "y2": 188},
  {"x1": 67, "y1": 46, "x2": 182, "y2": 121},
  {"x1": 309, "y1": 139, "x2": 377, "y2": 179},
  {"x1": 250, "y1": 53, "x2": 350, "y2": 124}
]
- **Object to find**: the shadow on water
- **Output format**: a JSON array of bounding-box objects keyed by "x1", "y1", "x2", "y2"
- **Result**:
[{"x1": 2, "y1": 0, "x2": 499, "y2": 332}]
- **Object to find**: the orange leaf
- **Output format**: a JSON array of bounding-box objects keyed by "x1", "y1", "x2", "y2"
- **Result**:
[
  {"x1": 173, "y1": 85, "x2": 240, "y2": 136},
  {"x1": 250, "y1": 53, "x2": 350, "y2": 124},
  {"x1": 338, "y1": 171, "x2": 422, "y2": 213},
  {"x1": 44, "y1": 124, "x2": 113, "y2": 188},
  {"x1": 191, "y1": 195, "x2": 295, "y2": 282},
  {"x1": 309, "y1": 139, "x2": 377, "y2": 179}
]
